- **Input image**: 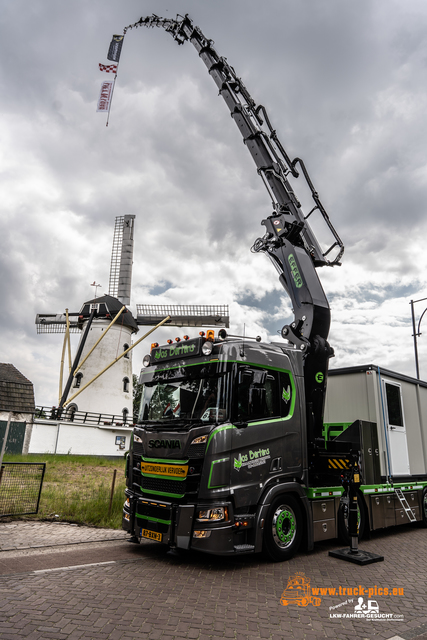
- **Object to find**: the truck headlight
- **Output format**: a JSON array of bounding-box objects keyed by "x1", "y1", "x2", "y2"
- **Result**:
[
  {"x1": 193, "y1": 530, "x2": 212, "y2": 538},
  {"x1": 197, "y1": 507, "x2": 228, "y2": 522},
  {"x1": 191, "y1": 435, "x2": 208, "y2": 445},
  {"x1": 202, "y1": 341, "x2": 213, "y2": 356}
]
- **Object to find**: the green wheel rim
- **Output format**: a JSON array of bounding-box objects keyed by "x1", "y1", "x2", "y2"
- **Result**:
[{"x1": 272, "y1": 505, "x2": 297, "y2": 548}]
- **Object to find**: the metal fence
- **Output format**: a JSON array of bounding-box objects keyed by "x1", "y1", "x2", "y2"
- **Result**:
[
  {"x1": 34, "y1": 406, "x2": 134, "y2": 427},
  {"x1": 0, "y1": 463, "x2": 46, "y2": 517}
]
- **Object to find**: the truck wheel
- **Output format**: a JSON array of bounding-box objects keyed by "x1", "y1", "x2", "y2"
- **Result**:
[
  {"x1": 421, "y1": 488, "x2": 427, "y2": 527},
  {"x1": 338, "y1": 491, "x2": 366, "y2": 544},
  {"x1": 263, "y1": 495, "x2": 302, "y2": 562}
]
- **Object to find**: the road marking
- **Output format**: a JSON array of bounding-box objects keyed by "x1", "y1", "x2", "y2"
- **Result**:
[{"x1": 33, "y1": 561, "x2": 116, "y2": 574}]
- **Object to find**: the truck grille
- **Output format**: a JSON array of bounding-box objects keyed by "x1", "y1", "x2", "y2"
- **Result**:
[
  {"x1": 188, "y1": 442, "x2": 206, "y2": 458},
  {"x1": 139, "y1": 476, "x2": 187, "y2": 498}
]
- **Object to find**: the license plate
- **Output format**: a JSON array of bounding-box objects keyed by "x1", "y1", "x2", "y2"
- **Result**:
[
  {"x1": 141, "y1": 462, "x2": 188, "y2": 478},
  {"x1": 141, "y1": 528, "x2": 162, "y2": 542}
]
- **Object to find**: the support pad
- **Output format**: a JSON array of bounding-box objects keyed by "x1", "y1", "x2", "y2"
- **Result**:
[{"x1": 329, "y1": 548, "x2": 384, "y2": 565}]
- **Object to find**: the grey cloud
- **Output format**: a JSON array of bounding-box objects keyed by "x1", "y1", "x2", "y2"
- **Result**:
[{"x1": 2, "y1": 0, "x2": 427, "y2": 404}]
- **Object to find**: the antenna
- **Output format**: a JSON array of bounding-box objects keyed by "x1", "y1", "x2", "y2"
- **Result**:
[{"x1": 108, "y1": 215, "x2": 135, "y2": 305}]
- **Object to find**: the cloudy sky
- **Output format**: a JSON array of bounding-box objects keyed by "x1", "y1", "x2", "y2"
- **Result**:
[{"x1": 2, "y1": 0, "x2": 427, "y2": 406}]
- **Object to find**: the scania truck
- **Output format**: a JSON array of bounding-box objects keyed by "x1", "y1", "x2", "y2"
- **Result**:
[{"x1": 121, "y1": 15, "x2": 427, "y2": 561}]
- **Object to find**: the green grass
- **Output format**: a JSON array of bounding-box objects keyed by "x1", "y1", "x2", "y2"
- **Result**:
[{"x1": 2, "y1": 454, "x2": 127, "y2": 529}]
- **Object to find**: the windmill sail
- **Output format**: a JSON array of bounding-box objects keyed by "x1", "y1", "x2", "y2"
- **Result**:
[
  {"x1": 136, "y1": 304, "x2": 229, "y2": 328},
  {"x1": 108, "y1": 215, "x2": 135, "y2": 305},
  {"x1": 35, "y1": 313, "x2": 80, "y2": 334}
]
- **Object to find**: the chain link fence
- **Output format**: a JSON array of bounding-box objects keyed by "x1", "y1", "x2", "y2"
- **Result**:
[{"x1": 0, "y1": 463, "x2": 46, "y2": 517}]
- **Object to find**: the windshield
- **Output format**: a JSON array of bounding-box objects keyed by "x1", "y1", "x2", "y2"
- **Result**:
[{"x1": 138, "y1": 363, "x2": 229, "y2": 424}]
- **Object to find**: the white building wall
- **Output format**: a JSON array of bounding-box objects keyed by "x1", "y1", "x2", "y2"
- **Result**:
[
  {"x1": 29, "y1": 421, "x2": 58, "y2": 453},
  {"x1": 29, "y1": 419, "x2": 132, "y2": 457},
  {"x1": 66, "y1": 320, "x2": 134, "y2": 418}
]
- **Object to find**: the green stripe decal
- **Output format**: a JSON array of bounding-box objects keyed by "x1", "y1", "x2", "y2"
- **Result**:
[
  {"x1": 206, "y1": 425, "x2": 236, "y2": 452},
  {"x1": 142, "y1": 456, "x2": 189, "y2": 464},
  {"x1": 141, "y1": 473, "x2": 186, "y2": 481},
  {"x1": 136, "y1": 514, "x2": 171, "y2": 525},
  {"x1": 305, "y1": 481, "x2": 427, "y2": 500},
  {"x1": 140, "y1": 487, "x2": 185, "y2": 498}
]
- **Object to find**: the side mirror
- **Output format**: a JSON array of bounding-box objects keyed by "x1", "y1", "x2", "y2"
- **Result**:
[
  {"x1": 238, "y1": 369, "x2": 253, "y2": 385},
  {"x1": 249, "y1": 387, "x2": 266, "y2": 417},
  {"x1": 252, "y1": 370, "x2": 267, "y2": 385}
]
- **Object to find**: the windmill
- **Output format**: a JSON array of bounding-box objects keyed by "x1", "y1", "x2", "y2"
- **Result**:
[{"x1": 36, "y1": 215, "x2": 229, "y2": 422}]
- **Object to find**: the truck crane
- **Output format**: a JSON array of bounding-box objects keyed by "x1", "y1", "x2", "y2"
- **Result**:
[
  {"x1": 124, "y1": 14, "x2": 344, "y2": 448},
  {"x1": 120, "y1": 14, "x2": 370, "y2": 562}
]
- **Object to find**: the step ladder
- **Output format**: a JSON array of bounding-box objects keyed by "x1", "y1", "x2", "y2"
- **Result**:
[{"x1": 394, "y1": 488, "x2": 417, "y2": 522}]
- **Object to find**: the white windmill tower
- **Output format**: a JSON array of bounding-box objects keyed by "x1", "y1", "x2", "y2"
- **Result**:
[
  {"x1": 36, "y1": 215, "x2": 229, "y2": 424},
  {"x1": 36, "y1": 215, "x2": 137, "y2": 422},
  {"x1": 36, "y1": 215, "x2": 230, "y2": 425}
]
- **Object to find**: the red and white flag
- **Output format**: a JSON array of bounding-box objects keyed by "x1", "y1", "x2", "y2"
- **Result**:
[
  {"x1": 97, "y1": 79, "x2": 114, "y2": 112},
  {"x1": 99, "y1": 63, "x2": 117, "y2": 74}
]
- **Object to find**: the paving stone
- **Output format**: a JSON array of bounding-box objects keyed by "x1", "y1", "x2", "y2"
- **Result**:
[
  {"x1": 0, "y1": 521, "x2": 426, "y2": 640},
  {"x1": 0, "y1": 521, "x2": 127, "y2": 551}
]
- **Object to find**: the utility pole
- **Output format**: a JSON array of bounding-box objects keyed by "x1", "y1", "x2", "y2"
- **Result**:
[{"x1": 410, "y1": 297, "x2": 427, "y2": 380}]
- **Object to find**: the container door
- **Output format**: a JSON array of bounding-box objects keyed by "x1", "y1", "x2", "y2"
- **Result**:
[{"x1": 383, "y1": 380, "x2": 410, "y2": 476}]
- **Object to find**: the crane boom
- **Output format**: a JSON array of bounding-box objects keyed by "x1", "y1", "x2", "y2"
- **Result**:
[
  {"x1": 123, "y1": 14, "x2": 344, "y2": 437},
  {"x1": 125, "y1": 14, "x2": 343, "y2": 340}
]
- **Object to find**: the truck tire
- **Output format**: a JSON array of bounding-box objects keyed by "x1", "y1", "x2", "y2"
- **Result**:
[
  {"x1": 263, "y1": 495, "x2": 302, "y2": 562},
  {"x1": 421, "y1": 488, "x2": 427, "y2": 527},
  {"x1": 338, "y1": 490, "x2": 366, "y2": 544}
]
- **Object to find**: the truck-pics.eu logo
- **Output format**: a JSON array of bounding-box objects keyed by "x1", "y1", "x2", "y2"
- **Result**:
[
  {"x1": 280, "y1": 573, "x2": 405, "y2": 622},
  {"x1": 280, "y1": 573, "x2": 321, "y2": 607},
  {"x1": 234, "y1": 447, "x2": 270, "y2": 471}
]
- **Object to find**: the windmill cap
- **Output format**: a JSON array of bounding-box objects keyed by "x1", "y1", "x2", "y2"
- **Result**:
[{"x1": 79, "y1": 294, "x2": 138, "y2": 332}]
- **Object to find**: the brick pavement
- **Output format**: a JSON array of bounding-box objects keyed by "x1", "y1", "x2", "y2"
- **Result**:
[
  {"x1": 0, "y1": 521, "x2": 127, "y2": 551},
  {"x1": 0, "y1": 520, "x2": 426, "y2": 640}
]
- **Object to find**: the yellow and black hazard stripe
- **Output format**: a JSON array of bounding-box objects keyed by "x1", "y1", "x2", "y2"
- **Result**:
[{"x1": 327, "y1": 457, "x2": 350, "y2": 470}]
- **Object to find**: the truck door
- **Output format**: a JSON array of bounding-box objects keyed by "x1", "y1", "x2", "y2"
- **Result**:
[
  {"x1": 382, "y1": 379, "x2": 410, "y2": 476},
  {"x1": 231, "y1": 365, "x2": 302, "y2": 508}
]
